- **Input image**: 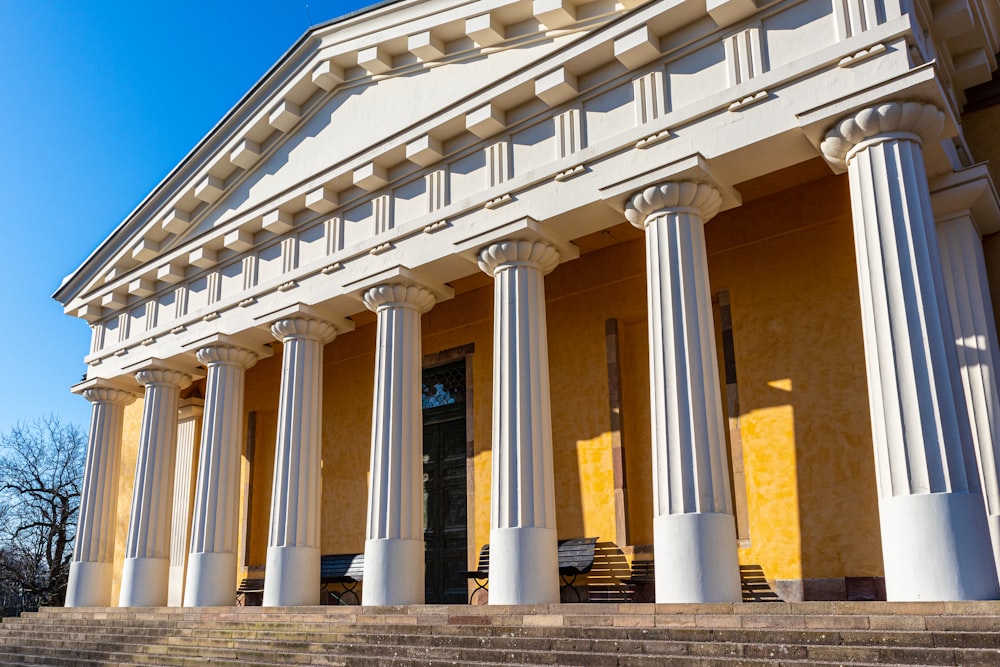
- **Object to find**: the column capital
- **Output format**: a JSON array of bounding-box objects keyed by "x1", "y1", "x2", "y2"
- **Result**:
[
  {"x1": 478, "y1": 239, "x2": 560, "y2": 277},
  {"x1": 195, "y1": 344, "x2": 258, "y2": 369},
  {"x1": 82, "y1": 385, "x2": 137, "y2": 406},
  {"x1": 820, "y1": 101, "x2": 944, "y2": 170},
  {"x1": 270, "y1": 317, "x2": 338, "y2": 344},
  {"x1": 135, "y1": 368, "x2": 193, "y2": 390},
  {"x1": 625, "y1": 181, "x2": 722, "y2": 228},
  {"x1": 362, "y1": 283, "x2": 436, "y2": 314}
]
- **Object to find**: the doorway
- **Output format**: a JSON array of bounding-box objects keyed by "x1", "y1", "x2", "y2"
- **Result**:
[{"x1": 422, "y1": 360, "x2": 469, "y2": 604}]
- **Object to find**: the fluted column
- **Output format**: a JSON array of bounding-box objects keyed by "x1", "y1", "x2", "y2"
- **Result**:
[
  {"x1": 120, "y1": 368, "x2": 192, "y2": 607},
  {"x1": 479, "y1": 240, "x2": 560, "y2": 605},
  {"x1": 167, "y1": 400, "x2": 203, "y2": 606},
  {"x1": 625, "y1": 182, "x2": 742, "y2": 603},
  {"x1": 822, "y1": 101, "x2": 999, "y2": 600},
  {"x1": 65, "y1": 385, "x2": 136, "y2": 607},
  {"x1": 361, "y1": 284, "x2": 435, "y2": 605},
  {"x1": 263, "y1": 318, "x2": 336, "y2": 606},
  {"x1": 184, "y1": 345, "x2": 257, "y2": 607},
  {"x1": 937, "y1": 214, "x2": 1000, "y2": 575}
]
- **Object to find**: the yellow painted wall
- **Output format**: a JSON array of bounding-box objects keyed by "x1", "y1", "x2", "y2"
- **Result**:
[
  {"x1": 963, "y1": 105, "x2": 1000, "y2": 325},
  {"x1": 107, "y1": 169, "x2": 885, "y2": 599},
  {"x1": 112, "y1": 396, "x2": 143, "y2": 604}
]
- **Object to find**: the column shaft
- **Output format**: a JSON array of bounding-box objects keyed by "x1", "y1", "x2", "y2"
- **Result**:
[
  {"x1": 479, "y1": 240, "x2": 560, "y2": 605},
  {"x1": 167, "y1": 403, "x2": 203, "y2": 607},
  {"x1": 65, "y1": 387, "x2": 135, "y2": 607},
  {"x1": 626, "y1": 182, "x2": 741, "y2": 603},
  {"x1": 264, "y1": 318, "x2": 334, "y2": 606},
  {"x1": 361, "y1": 285, "x2": 434, "y2": 605},
  {"x1": 824, "y1": 102, "x2": 999, "y2": 600},
  {"x1": 120, "y1": 370, "x2": 191, "y2": 607},
  {"x1": 184, "y1": 346, "x2": 256, "y2": 607},
  {"x1": 937, "y1": 216, "x2": 1000, "y2": 574}
]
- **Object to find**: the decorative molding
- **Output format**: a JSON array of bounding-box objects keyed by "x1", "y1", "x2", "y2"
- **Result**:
[
  {"x1": 820, "y1": 101, "x2": 945, "y2": 169},
  {"x1": 625, "y1": 182, "x2": 723, "y2": 228}
]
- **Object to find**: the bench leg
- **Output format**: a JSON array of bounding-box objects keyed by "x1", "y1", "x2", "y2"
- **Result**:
[
  {"x1": 468, "y1": 578, "x2": 488, "y2": 605},
  {"x1": 560, "y1": 574, "x2": 583, "y2": 603}
]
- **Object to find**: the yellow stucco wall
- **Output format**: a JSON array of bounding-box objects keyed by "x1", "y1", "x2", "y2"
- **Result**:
[
  {"x1": 963, "y1": 104, "x2": 1000, "y2": 324},
  {"x1": 108, "y1": 168, "x2": 884, "y2": 599}
]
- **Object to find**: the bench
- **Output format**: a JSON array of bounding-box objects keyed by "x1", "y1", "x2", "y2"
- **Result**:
[
  {"x1": 320, "y1": 553, "x2": 364, "y2": 605},
  {"x1": 623, "y1": 558, "x2": 654, "y2": 603},
  {"x1": 459, "y1": 537, "x2": 599, "y2": 603},
  {"x1": 235, "y1": 577, "x2": 264, "y2": 606},
  {"x1": 623, "y1": 559, "x2": 783, "y2": 602}
]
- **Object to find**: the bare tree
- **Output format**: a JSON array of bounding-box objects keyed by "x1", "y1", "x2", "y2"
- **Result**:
[{"x1": 0, "y1": 416, "x2": 85, "y2": 609}]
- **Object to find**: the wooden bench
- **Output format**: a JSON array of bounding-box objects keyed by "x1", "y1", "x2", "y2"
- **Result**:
[
  {"x1": 235, "y1": 577, "x2": 264, "y2": 606},
  {"x1": 622, "y1": 559, "x2": 783, "y2": 602},
  {"x1": 623, "y1": 558, "x2": 654, "y2": 602},
  {"x1": 459, "y1": 537, "x2": 599, "y2": 603},
  {"x1": 458, "y1": 544, "x2": 491, "y2": 603},
  {"x1": 320, "y1": 553, "x2": 364, "y2": 605}
]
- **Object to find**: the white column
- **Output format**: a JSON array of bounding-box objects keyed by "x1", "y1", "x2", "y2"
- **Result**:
[
  {"x1": 361, "y1": 284, "x2": 435, "y2": 605},
  {"x1": 478, "y1": 240, "x2": 560, "y2": 605},
  {"x1": 65, "y1": 385, "x2": 136, "y2": 607},
  {"x1": 937, "y1": 215, "x2": 1000, "y2": 575},
  {"x1": 167, "y1": 400, "x2": 203, "y2": 607},
  {"x1": 822, "y1": 101, "x2": 999, "y2": 600},
  {"x1": 184, "y1": 345, "x2": 257, "y2": 607},
  {"x1": 624, "y1": 182, "x2": 742, "y2": 603},
  {"x1": 263, "y1": 318, "x2": 336, "y2": 606},
  {"x1": 120, "y1": 368, "x2": 192, "y2": 607}
]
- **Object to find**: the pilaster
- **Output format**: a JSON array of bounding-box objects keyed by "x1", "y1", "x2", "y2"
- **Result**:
[
  {"x1": 65, "y1": 384, "x2": 136, "y2": 607},
  {"x1": 120, "y1": 368, "x2": 193, "y2": 607},
  {"x1": 626, "y1": 181, "x2": 741, "y2": 603},
  {"x1": 822, "y1": 101, "x2": 1000, "y2": 600},
  {"x1": 184, "y1": 345, "x2": 258, "y2": 607},
  {"x1": 479, "y1": 239, "x2": 560, "y2": 605},
  {"x1": 361, "y1": 284, "x2": 435, "y2": 605},
  {"x1": 167, "y1": 400, "x2": 203, "y2": 607},
  {"x1": 263, "y1": 317, "x2": 337, "y2": 606}
]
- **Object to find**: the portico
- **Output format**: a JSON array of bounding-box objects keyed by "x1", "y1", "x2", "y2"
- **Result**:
[{"x1": 56, "y1": 0, "x2": 1000, "y2": 607}]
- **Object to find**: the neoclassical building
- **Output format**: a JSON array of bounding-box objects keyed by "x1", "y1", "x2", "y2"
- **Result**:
[{"x1": 55, "y1": 0, "x2": 1000, "y2": 607}]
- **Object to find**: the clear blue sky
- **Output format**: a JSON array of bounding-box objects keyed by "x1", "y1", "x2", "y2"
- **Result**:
[{"x1": 0, "y1": 0, "x2": 372, "y2": 435}]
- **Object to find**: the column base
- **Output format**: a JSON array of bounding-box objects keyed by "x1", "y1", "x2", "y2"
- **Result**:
[
  {"x1": 880, "y1": 492, "x2": 1000, "y2": 600},
  {"x1": 119, "y1": 557, "x2": 170, "y2": 607},
  {"x1": 654, "y1": 512, "x2": 741, "y2": 603},
  {"x1": 167, "y1": 563, "x2": 185, "y2": 607},
  {"x1": 184, "y1": 551, "x2": 237, "y2": 607},
  {"x1": 65, "y1": 560, "x2": 113, "y2": 607},
  {"x1": 488, "y1": 527, "x2": 559, "y2": 605},
  {"x1": 263, "y1": 545, "x2": 320, "y2": 606},
  {"x1": 989, "y1": 513, "x2": 1000, "y2": 579},
  {"x1": 362, "y1": 538, "x2": 424, "y2": 605}
]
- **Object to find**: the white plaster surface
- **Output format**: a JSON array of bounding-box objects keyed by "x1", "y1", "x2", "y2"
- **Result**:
[{"x1": 653, "y1": 512, "x2": 741, "y2": 603}]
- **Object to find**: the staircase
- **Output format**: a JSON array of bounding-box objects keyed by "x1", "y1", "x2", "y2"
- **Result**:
[{"x1": 2, "y1": 601, "x2": 1000, "y2": 666}]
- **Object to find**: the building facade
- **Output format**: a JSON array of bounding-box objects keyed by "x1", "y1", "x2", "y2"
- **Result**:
[{"x1": 54, "y1": 0, "x2": 1000, "y2": 607}]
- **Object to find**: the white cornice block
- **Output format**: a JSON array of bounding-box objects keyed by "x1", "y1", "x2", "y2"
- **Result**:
[
  {"x1": 406, "y1": 136, "x2": 444, "y2": 167},
  {"x1": 312, "y1": 60, "x2": 345, "y2": 91},
  {"x1": 132, "y1": 238, "x2": 159, "y2": 262},
  {"x1": 358, "y1": 46, "x2": 393, "y2": 75},
  {"x1": 467, "y1": 14, "x2": 505, "y2": 47},
  {"x1": 535, "y1": 0, "x2": 576, "y2": 28},
  {"x1": 101, "y1": 292, "x2": 127, "y2": 310},
  {"x1": 224, "y1": 229, "x2": 254, "y2": 252},
  {"x1": 262, "y1": 209, "x2": 294, "y2": 234},
  {"x1": 706, "y1": 0, "x2": 758, "y2": 27},
  {"x1": 954, "y1": 48, "x2": 993, "y2": 89},
  {"x1": 161, "y1": 208, "x2": 192, "y2": 235},
  {"x1": 269, "y1": 100, "x2": 301, "y2": 132},
  {"x1": 194, "y1": 174, "x2": 225, "y2": 203},
  {"x1": 157, "y1": 263, "x2": 186, "y2": 285},
  {"x1": 932, "y1": 0, "x2": 974, "y2": 40},
  {"x1": 535, "y1": 69, "x2": 578, "y2": 106},
  {"x1": 305, "y1": 186, "x2": 339, "y2": 214},
  {"x1": 77, "y1": 303, "x2": 103, "y2": 322},
  {"x1": 614, "y1": 26, "x2": 661, "y2": 69},
  {"x1": 189, "y1": 247, "x2": 217, "y2": 269},
  {"x1": 129, "y1": 278, "x2": 155, "y2": 298},
  {"x1": 230, "y1": 139, "x2": 262, "y2": 170},
  {"x1": 409, "y1": 31, "x2": 446, "y2": 61},
  {"x1": 467, "y1": 103, "x2": 505, "y2": 139},
  {"x1": 354, "y1": 162, "x2": 389, "y2": 191}
]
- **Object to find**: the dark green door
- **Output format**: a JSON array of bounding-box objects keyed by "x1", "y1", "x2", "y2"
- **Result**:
[{"x1": 422, "y1": 361, "x2": 468, "y2": 604}]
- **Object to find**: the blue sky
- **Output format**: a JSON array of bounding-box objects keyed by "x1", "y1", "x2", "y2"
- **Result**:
[{"x1": 0, "y1": 0, "x2": 372, "y2": 435}]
